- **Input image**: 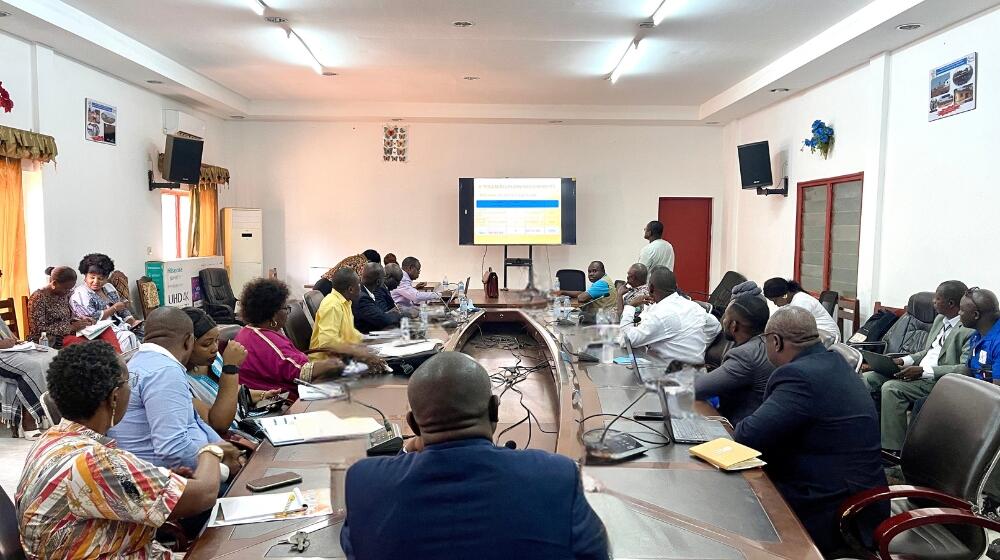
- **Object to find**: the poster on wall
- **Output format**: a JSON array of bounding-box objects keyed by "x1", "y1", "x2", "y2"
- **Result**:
[
  {"x1": 85, "y1": 98, "x2": 117, "y2": 145},
  {"x1": 382, "y1": 124, "x2": 407, "y2": 162},
  {"x1": 929, "y1": 53, "x2": 976, "y2": 122}
]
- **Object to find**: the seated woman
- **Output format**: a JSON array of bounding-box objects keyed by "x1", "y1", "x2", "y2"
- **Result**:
[
  {"x1": 0, "y1": 320, "x2": 56, "y2": 439},
  {"x1": 71, "y1": 253, "x2": 142, "y2": 352},
  {"x1": 181, "y1": 307, "x2": 279, "y2": 434},
  {"x1": 233, "y1": 278, "x2": 345, "y2": 399},
  {"x1": 27, "y1": 266, "x2": 121, "y2": 352},
  {"x1": 762, "y1": 277, "x2": 841, "y2": 344},
  {"x1": 16, "y1": 341, "x2": 226, "y2": 560}
]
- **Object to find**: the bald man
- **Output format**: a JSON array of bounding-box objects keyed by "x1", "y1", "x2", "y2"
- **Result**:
[
  {"x1": 734, "y1": 307, "x2": 886, "y2": 555},
  {"x1": 109, "y1": 307, "x2": 242, "y2": 480},
  {"x1": 959, "y1": 287, "x2": 1000, "y2": 380},
  {"x1": 340, "y1": 352, "x2": 609, "y2": 560}
]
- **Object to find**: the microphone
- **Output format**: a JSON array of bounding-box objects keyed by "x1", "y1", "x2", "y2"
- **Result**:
[{"x1": 504, "y1": 440, "x2": 517, "y2": 449}]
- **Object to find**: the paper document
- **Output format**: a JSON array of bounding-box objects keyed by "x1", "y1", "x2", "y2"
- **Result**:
[
  {"x1": 208, "y1": 488, "x2": 333, "y2": 527},
  {"x1": 689, "y1": 438, "x2": 766, "y2": 471},
  {"x1": 75, "y1": 320, "x2": 114, "y2": 339},
  {"x1": 363, "y1": 329, "x2": 402, "y2": 341},
  {"x1": 370, "y1": 339, "x2": 443, "y2": 358},
  {"x1": 258, "y1": 410, "x2": 382, "y2": 446},
  {"x1": 297, "y1": 381, "x2": 348, "y2": 401},
  {"x1": 0, "y1": 342, "x2": 41, "y2": 353}
]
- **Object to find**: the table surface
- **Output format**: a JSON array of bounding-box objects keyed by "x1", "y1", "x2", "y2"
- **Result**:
[{"x1": 186, "y1": 304, "x2": 822, "y2": 560}]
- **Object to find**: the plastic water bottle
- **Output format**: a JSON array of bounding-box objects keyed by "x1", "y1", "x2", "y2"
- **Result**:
[
  {"x1": 442, "y1": 275, "x2": 448, "y2": 290},
  {"x1": 38, "y1": 332, "x2": 49, "y2": 348},
  {"x1": 400, "y1": 317, "x2": 411, "y2": 341},
  {"x1": 419, "y1": 302, "x2": 429, "y2": 338},
  {"x1": 457, "y1": 281, "x2": 465, "y2": 297},
  {"x1": 459, "y1": 295, "x2": 470, "y2": 320}
]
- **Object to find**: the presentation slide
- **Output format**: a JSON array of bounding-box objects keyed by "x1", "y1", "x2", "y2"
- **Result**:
[{"x1": 473, "y1": 178, "x2": 562, "y2": 245}]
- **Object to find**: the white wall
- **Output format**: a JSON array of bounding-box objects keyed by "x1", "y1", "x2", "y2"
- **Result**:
[
  {"x1": 0, "y1": 31, "x2": 226, "y2": 291},
  {"x1": 221, "y1": 122, "x2": 724, "y2": 293}
]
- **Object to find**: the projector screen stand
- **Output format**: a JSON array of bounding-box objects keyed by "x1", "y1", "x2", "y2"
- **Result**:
[{"x1": 502, "y1": 245, "x2": 534, "y2": 291}]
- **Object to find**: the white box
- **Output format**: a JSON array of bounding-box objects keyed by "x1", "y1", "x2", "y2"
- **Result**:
[{"x1": 144, "y1": 256, "x2": 225, "y2": 308}]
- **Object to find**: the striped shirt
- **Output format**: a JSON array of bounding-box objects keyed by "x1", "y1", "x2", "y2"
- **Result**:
[{"x1": 16, "y1": 420, "x2": 186, "y2": 559}]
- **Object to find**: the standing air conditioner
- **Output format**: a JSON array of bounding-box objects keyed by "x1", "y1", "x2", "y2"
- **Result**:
[{"x1": 221, "y1": 208, "x2": 263, "y2": 296}]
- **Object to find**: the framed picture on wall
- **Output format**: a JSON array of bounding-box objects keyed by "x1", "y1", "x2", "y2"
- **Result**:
[
  {"x1": 85, "y1": 98, "x2": 117, "y2": 145},
  {"x1": 928, "y1": 53, "x2": 976, "y2": 122}
]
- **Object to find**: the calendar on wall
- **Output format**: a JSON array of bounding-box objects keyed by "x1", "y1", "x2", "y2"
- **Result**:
[{"x1": 383, "y1": 124, "x2": 408, "y2": 162}]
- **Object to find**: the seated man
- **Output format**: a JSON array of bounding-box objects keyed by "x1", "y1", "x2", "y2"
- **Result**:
[
  {"x1": 615, "y1": 263, "x2": 649, "y2": 318},
  {"x1": 340, "y1": 352, "x2": 609, "y2": 559},
  {"x1": 557, "y1": 261, "x2": 617, "y2": 312},
  {"x1": 310, "y1": 269, "x2": 387, "y2": 372},
  {"x1": 960, "y1": 287, "x2": 1000, "y2": 380},
  {"x1": 734, "y1": 307, "x2": 887, "y2": 555},
  {"x1": 391, "y1": 256, "x2": 442, "y2": 308},
  {"x1": 109, "y1": 307, "x2": 242, "y2": 482},
  {"x1": 863, "y1": 280, "x2": 972, "y2": 454},
  {"x1": 354, "y1": 263, "x2": 403, "y2": 333},
  {"x1": 383, "y1": 253, "x2": 398, "y2": 266},
  {"x1": 694, "y1": 284, "x2": 774, "y2": 425},
  {"x1": 620, "y1": 266, "x2": 721, "y2": 364}
]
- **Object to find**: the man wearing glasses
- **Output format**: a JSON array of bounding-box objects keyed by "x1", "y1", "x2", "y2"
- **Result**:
[{"x1": 734, "y1": 306, "x2": 886, "y2": 556}]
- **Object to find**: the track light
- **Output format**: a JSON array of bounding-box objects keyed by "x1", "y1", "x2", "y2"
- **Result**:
[
  {"x1": 284, "y1": 28, "x2": 335, "y2": 76},
  {"x1": 246, "y1": 0, "x2": 266, "y2": 16},
  {"x1": 609, "y1": 40, "x2": 640, "y2": 84},
  {"x1": 651, "y1": 0, "x2": 685, "y2": 26}
]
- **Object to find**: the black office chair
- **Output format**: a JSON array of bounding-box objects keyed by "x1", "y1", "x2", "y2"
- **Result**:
[
  {"x1": 851, "y1": 292, "x2": 935, "y2": 355},
  {"x1": 0, "y1": 485, "x2": 25, "y2": 560},
  {"x1": 556, "y1": 269, "x2": 586, "y2": 293},
  {"x1": 819, "y1": 290, "x2": 840, "y2": 318},
  {"x1": 704, "y1": 271, "x2": 747, "y2": 318},
  {"x1": 704, "y1": 332, "x2": 733, "y2": 371},
  {"x1": 283, "y1": 300, "x2": 313, "y2": 353},
  {"x1": 198, "y1": 268, "x2": 241, "y2": 325},
  {"x1": 839, "y1": 374, "x2": 1000, "y2": 559},
  {"x1": 304, "y1": 290, "x2": 325, "y2": 320}
]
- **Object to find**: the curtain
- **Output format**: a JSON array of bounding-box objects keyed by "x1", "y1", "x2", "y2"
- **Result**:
[
  {"x1": 0, "y1": 125, "x2": 58, "y2": 163},
  {"x1": 0, "y1": 157, "x2": 28, "y2": 333},
  {"x1": 188, "y1": 181, "x2": 219, "y2": 257}
]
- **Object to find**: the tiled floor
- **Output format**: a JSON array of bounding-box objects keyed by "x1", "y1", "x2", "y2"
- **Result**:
[{"x1": 0, "y1": 435, "x2": 33, "y2": 497}]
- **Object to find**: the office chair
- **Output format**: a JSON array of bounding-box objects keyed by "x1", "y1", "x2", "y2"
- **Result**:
[
  {"x1": 0, "y1": 485, "x2": 24, "y2": 560},
  {"x1": 556, "y1": 269, "x2": 586, "y2": 292},
  {"x1": 851, "y1": 292, "x2": 935, "y2": 356},
  {"x1": 135, "y1": 276, "x2": 161, "y2": 318},
  {"x1": 839, "y1": 374, "x2": 1000, "y2": 560},
  {"x1": 283, "y1": 300, "x2": 313, "y2": 353},
  {"x1": 704, "y1": 332, "x2": 733, "y2": 371},
  {"x1": 686, "y1": 271, "x2": 748, "y2": 318},
  {"x1": 198, "y1": 268, "x2": 241, "y2": 324},
  {"x1": 829, "y1": 342, "x2": 863, "y2": 374},
  {"x1": 304, "y1": 289, "x2": 325, "y2": 320},
  {"x1": 40, "y1": 391, "x2": 61, "y2": 425},
  {"x1": 819, "y1": 290, "x2": 840, "y2": 318}
]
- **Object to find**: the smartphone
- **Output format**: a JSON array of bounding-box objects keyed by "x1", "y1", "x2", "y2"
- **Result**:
[
  {"x1": 632, "y1": 411, "x2": 665, "y2": 421},
  {"x1": 246, "y1": 471, "x2": 302, "y2": 492}
]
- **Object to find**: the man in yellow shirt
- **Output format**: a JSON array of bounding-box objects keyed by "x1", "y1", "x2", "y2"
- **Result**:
[{"x1": 310, "y1": 269, "x2": 385, "y2": 370}]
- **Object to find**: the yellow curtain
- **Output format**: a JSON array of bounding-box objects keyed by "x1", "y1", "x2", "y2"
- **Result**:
[
  {"x1": 188, "y1": 181, "x2": 219, "y2": 257},
  {"x1": 0, "y1": 157, "x2": 28, "y2": 334}
]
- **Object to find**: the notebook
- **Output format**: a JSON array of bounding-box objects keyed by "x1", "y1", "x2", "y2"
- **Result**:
[
  {"x1": 207, "y1": 488, "x2": 333, "y2": 527},
  {"x1": 689, "y1": 438, "x2": 766, "y2": 471},
  {"x1": 258, "y1": 411, "x2": 382, "y2": 446},
  {"x1": 75, "y1": 320, "x2": 114, "y2": 339}
]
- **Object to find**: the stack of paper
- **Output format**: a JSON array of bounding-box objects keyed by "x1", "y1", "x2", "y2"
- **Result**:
[
  {"x1": 75, "y1": 320, "x2": 114, "y2": 339},
  {"x1": 689, "y1": 438, "x2": 766, "y2": 471},
  {"x1": 258, "y1": 411, "x2": 382, "y2": 446},
  {"x1": 0, "y1": 342, "x2": 39, "y2": 353},
  {"x1": 363, "y1": 329, "x2": 402, "y2": 341},
  {"x1": 208, "y1": 488, "x2": 333, "y2": 527},
  {"x1": 370, "y1": 339, "x2": 443, "y2": 358},
  {"x1": 297, "y1": 381, "x2": 348, "y2": 401}
]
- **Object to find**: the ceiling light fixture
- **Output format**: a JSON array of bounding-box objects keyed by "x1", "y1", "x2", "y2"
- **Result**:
[
  {"x1": 452, "y1": 21, "x2": 474, "y2": 28},
  {"x1": 706, "y1": 121, "x2": 720, "y2": 125},
  {"x1": 609, "y1": 39, "x2": 641, "y2": 84},
  {"x1": 0, "y1": 11, "x2": 10, "y2": 17},
  {"x1": 463, "y1": 76, "x2": 480, "y2": 80},
  {"x1": 548, "y1": 120, "x2": 563, "y2": 124},
  {"x1": 391, "y1": 118, "x2": 403, "y2": 122},
  {"x1": 896, "y1": 23, "x2": 922, "y2": 31},
  {"x1": 770, "y1": 87, "x2": 790, "y2": 93},
  {"x1": 285, "y1": 28, "x2": 333, "y2": 76},
  {"x1": 230, "y1": 115, "x2": 246, "y2": 120},
  {"x1": 146, "y1": 79, "x2": 163, "y2": 84},
  {"x1": 246, "y1": 0, "x2": 266, "y2": 16},
  {"x1": 650, "y1": 0, "x2": 684, "y2": 26},
  {"x1": 265, "y1": 15, "x2": 287, "y2": 23}
]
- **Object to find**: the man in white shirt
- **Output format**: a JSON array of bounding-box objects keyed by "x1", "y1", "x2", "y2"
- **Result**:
[
  {"x1": 862, "y1": 280, "x2": 973, "y2": 453},
  {"x1": 620, "y1": 266, "x2": 720, "y2": 365},
  {"x1": 638, "y1": 221, "x2": 674, "y2": 272}
]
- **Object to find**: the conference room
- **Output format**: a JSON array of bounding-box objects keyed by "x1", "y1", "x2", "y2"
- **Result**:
[{"x1": 2, "y1": 1, "x2": 1000, "y2": 559}]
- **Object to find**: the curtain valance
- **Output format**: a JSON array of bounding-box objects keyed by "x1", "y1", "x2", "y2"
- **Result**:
[
  {"x1": 157, "y1": 153, "x2": 230, "y2": 186},
  {"x1": 0, "y1": 125, "x2": 58, "y2": 163}
]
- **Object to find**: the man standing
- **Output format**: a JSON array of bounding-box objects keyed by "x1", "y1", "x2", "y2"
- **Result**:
[
  {"x1": 863, "y1": 280, "x2": 972, "y2": 454},
  {"x1": 959, "y1": 287, "x2": 1000, "y2": 380},
  {"x1": 639, "y1": 220, "x2": 674, "y2": 272},
  {"x1": 734, "y1": 307, "x2": 886, "y2": 555},
  {"x1": 353, "y1": 263, "x2": 403, "y2": 334},
  {"x1": 391, "y1": 257, "x2": 442, "y2": 308},
  {"x1": 340, "y1": 352, "x2": 609, "y2": 560},
  {"x1": 620, "y1": 266, "x2": 720, "y2": 364}
]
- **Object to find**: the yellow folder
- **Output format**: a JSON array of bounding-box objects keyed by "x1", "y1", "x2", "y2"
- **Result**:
[{"x1": 689, "y1": 438, "x2": 766, "y2": 471}]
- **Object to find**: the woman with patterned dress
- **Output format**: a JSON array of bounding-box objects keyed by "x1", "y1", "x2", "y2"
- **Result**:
[
  {"x1": 27, "y1": 266, "x2": 121, "y2": 351},
  {"x1": 70, "y1": 253, "x2": 142, "y2": 352}
]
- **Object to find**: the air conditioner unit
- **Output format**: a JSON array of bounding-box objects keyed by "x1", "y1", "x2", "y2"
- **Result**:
[{"x1": 162, "y1": 109, "x2": 206, "y2": 140}]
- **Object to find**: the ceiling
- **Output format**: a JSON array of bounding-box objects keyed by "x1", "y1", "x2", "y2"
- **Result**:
[{"x1": 2, "y1": 0, "x2": 999, "y2": 122}]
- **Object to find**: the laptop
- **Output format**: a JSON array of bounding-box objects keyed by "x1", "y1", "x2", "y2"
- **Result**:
[
  {"x1": 658, "y1": 383, "x2": 731, "y2": 444},
  {"x1": 442, "y1": 276, "x2": 471, "y2": 307},
  {"x1": 860, "y1": 350, "x2": 901, "y2": 376}
]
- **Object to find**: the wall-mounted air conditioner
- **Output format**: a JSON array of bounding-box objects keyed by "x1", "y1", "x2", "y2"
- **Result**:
[{"x1": 163, "y1": 109, "x2": 206, "y2": 139}]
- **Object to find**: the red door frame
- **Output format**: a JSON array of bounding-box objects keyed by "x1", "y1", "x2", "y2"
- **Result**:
[
  {"x1": 658, "y1": 196, "x2": 712, "y2": 300},
  {"x1": 793, "y1": 172, "x2": 864, "y2": 292}
]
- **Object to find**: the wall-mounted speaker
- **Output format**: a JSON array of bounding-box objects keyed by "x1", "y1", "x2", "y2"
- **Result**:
[{"x1": 163, "y1": 134, "x2": 204, "y2": 184}]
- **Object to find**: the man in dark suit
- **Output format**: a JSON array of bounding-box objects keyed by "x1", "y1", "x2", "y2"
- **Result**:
[
  {"x1": 340, "y1": 352, "x2": 609, "y2": 560},
  {"x1": 735, "y1": 306, "x2": 887, "y2": 555},
  {"x1": 353, "y1": 263, "x2": 402, "y2": 334}
]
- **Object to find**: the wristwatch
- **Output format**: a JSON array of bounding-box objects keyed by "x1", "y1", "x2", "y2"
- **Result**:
[
  {"x1": 221, "y1": 364, "x2": 239, "y2": 375},
  {"x1": 198, "y1": 444, "x2": 225, "y2": 461}
]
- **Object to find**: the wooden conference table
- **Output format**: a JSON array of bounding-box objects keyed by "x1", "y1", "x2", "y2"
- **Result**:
[{"x1": 187, "y1": 290, "x2": 822, "y2": 559}]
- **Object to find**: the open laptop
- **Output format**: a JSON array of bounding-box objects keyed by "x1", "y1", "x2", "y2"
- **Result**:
[
  {"x1": 442, "y1": 276, "x2": 471, "y2": 307},
  {"x1": 657, "y1": 382, "x2": 731, "y2": 444},
  {"x1": 860, "y1": 349, "x2": 901, "y2": 376}
]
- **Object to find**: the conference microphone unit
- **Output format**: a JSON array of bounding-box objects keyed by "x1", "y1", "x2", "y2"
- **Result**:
[{"x1": 504, "y1": 440, "x2": 517, "y2": 449}]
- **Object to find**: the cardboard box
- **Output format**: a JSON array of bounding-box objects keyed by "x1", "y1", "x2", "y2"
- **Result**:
[{"x1": 145, "y1": 256, "x2": 225, "y2": 308}]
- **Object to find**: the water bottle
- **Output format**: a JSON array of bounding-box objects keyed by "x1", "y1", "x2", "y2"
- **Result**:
[
  {"x1": 442, "y1": 275, "x2": 448, "y2": 290},
  {"x1": 418, "y1": 302, "x2": 429, "y2": 338},
  {"x1": 400, "y1": 317, "x2": 411, "y2": 341},
  {"x1": 457, "y1": 281, "x2": 465, "y2": 297},
  {"x1": 39, "y1": 332, "x2": 49, "y2": 348},
  {"x1": 459, "y1": 295, "x2": 470, "y2": 320}
]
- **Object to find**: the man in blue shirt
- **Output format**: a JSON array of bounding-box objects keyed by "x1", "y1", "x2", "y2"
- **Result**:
[
  {"x1": 556, "y1": 261, "x2": 616, "y2": 312},
  {"x1": 959, "y1": 287, "x2": 1000, "y2": 380},
  {"x1": 109, "y1": 307, "x2": 241, "y2": 480},
  {"x1": 340, "y1": 352, "x2": 609, "y2": 560}
]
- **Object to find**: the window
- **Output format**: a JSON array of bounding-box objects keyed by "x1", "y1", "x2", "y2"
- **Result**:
[
  {"x1": 794, "y1": 173, "x2": 863, "y2": 298},
  {"x1": 161, "y1": 190, "x2": 191, "y2": 259}
]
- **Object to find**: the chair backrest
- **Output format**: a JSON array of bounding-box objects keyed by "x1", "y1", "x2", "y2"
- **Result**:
[
  {"x1": 303, "y1": 290, "x2": 325, "y2": 320},
  {"x1": 0, "y1": 485, "x2": 25, "y2": 560},
  {"x1": 40, "y1": 391, "x2": 61, "y2": 425},
  {"x1": 555, "y1": 269, "x2": 586, "y2": 293},
  {"x1": 704, "y1": 332, "x2": 733, "y2": 370},
  {"x1": 901, "y1": 374, "x2": 1000, "y2": 503},
  {"x1": 198, "y1": 268, "x2": 238, "y2": 311},
  {"x1": 829, "y1": 342, "x2": 862, "y2": 373},
  {"x1": 216, "y1": 324, "x2": 242, "y2": 347},
  {"x1": 108, "y1": 270, "x2": 130, "y2": 308},
  {"x1": 694, "y1": 300, "x2": 713, "y2": 315},
  {"x1": 0, "y1": 298, "x2": 18, "y2": 340},
  {"x1": 818, "y1": 290, "x2": 839, "y2": 318},
  {"x1": 880, "y1": 291, "x2": 935, "y2": 354},
  {"x1": 706, "y1": 271, "x2": 747, "y2": 316},
  {"x1": 835, "y1": 296, "x2": 860, "y2": 336},
  {"x1": 135, "y1": 276, "x2": 161, "y2": 318},
  {"x1": 283, "y1": 300, "x2": 313, "y2": 353}
]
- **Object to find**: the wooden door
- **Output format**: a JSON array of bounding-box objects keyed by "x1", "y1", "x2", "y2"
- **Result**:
[{"x1": 658, "y1": 197, "x2": 712, "y2": 300}]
